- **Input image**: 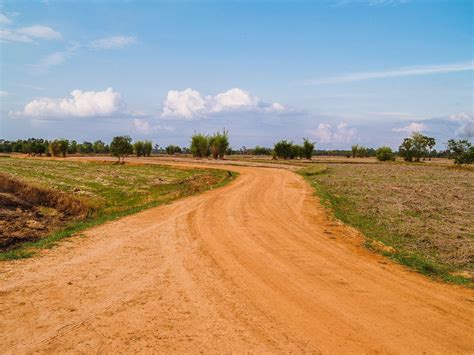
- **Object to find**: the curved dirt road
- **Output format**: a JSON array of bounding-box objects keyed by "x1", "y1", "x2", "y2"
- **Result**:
[{"x1": 1, "y1": 162, "x2": 473, "y2": 353}]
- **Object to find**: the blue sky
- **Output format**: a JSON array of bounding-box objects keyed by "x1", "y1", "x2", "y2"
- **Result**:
[{"x1": 0, "y1": 0, "x2": 472, "y2": 149}]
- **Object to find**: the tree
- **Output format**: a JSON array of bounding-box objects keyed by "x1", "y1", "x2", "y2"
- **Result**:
[
  {"x1": 252, "y1": 146, "x2": 271, "y2": 155},
  {"x1": 110, "y1": 136, "x2": 133, "y2": 163},
  {"x1": 68, "y1": 140, "x2": 78, "y2": 154},
  {"x1": 273, "y1": 140, "x2": 293, "y2": 159},
  {"x1": 133, "y1": 140, "x2": 145, "y2": 157},
  {"x1": 399, "y1": 133, "x2": 436, "y2": 162},
  {"x1": 93, "y1": 140, "x2": 106, "y2": 154},
  {"x1": 58, "y1": 139, "x2": 69, "y2": 157},
  {"x1": 356, "y1": 145, "x2": 367, "y2": 158},
  {"x1": 143, "y1": 140, "x2": 152, "y2": 157},
  {"x1": 302, "y1": 138, "x2": 315, "y2": 160},
  {"x1": 166, "y1": 145, "x2": 181, "y2": 155},
  {"x1": 208, "y1": 130, "x2": 230, "y2": 159},
  {"x1": 49, "y1": 140, "x2": 61, "y2": 157},
  {"x1": 79, "y1": 141, "x2": 94, "y2": 154},
  {"x1": 190, "y1": 133, "x2": 209, "y2": 158},
  {"x1": 446, "y1": 139, "x2": 474, "y2": 164},
  {"x1": 375, "y1": 146, "x2": 394, "y2": 161},
  {"x1": 351, "y1": 144, "x2": 359, "y2": 158}
]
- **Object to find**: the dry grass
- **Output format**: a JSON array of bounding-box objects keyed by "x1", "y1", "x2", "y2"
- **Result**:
[{"x1": 300, "y1": 163, "x2": 474, "y2": 283}]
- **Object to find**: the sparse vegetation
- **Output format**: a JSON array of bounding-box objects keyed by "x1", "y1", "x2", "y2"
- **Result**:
[{"x1": 300, "y1": 163, "x2": 473, "y2": 285}]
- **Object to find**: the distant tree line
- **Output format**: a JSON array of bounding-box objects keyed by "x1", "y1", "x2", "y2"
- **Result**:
[{"x1": 1, "y1": 132, "x2": 472, "y2": 164}]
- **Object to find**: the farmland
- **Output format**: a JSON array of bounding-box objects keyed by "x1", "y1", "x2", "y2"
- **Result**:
[
  {"x1": 0, "y1": 157, "x2": 234, "y2": 259},
  {"x1": 300, "y1": 162, "x2": 474, "y2": 284}
]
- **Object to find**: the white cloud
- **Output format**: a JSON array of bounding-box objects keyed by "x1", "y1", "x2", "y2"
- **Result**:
[
  {"x1": 90, "y1": 36, "x2": 136, "y2": 49},
  {"x1": 133, "y1": 119, "x2": 153, "y2": 134},
  {"x1": 0, "y1": 25, "x2": 61, "y2": 43},
  {"x1": 0, "y1": 91, "x2": 8, "y2": 97},
  {"x1": 0, "y1": 29, "x2": 32, "y2": 42},
  {"x1": 162, "y1": 88, "x2": 207, "y2": 119},
  {"x1": 31, "y1": 45, "x2": 78, "y2": 73},
  {"x1": 0, "y1": 13, "x2": 13, "y2": 25},
  {"x1": 12, "y1": 88, "x2": 124, "y2": 118},
  {"x1": 307, "y1": 60, "x2": 474, "y2": 85},
  {"x1": 162, "y1": 88, "x2": 287, "y2": 119},
  {"x1": 133, "y1": 119, "x2": 174, "y2": 134},
  {"x1": 392, "y1": 122, "x2": 428, "y2": 133},
  {"x1": 309, "y1": 122, "x2": 357, "y2": 144},
  {"x1": 450, "y1": 113, "x2": 474, "y2": 138},
  {"x1": 17, "y1": 25, "x2": 61, "y2": 40}
]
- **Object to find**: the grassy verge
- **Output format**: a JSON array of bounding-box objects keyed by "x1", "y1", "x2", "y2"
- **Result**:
[
  {"x1": 0, "y1": 158, "x2": 237, "y2": 260},
  {"x1": 299, "y1": 164, "x2": 473, "y2": 286}
]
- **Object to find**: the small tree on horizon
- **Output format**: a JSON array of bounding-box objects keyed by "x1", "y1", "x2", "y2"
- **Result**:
[
  {"x1": 110, "y1": 136, "x2": 133, "y2": 163},
  {"x1": 302, "y1": 138, "x2": 315, "y2": 160},
  {"x1": 190, "y1": 133, "x2": 209, "y2": 158}
]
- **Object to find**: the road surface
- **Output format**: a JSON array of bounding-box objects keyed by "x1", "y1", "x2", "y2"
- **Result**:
[{"x1": 1, "y1": 161, "x2": 473, "y2": 353}]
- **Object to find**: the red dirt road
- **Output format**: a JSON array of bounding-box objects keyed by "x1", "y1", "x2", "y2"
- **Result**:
[{"x1": 1, "y1": 162, "x2": 473, "y2": 353}]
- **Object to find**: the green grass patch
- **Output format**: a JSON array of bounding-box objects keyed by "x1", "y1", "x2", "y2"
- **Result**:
[{"x1": 0, "y1": 158, "x2": 237, "y2": 260}]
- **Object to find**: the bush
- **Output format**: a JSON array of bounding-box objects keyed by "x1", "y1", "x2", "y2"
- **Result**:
[
  {"x1": 447, "y1": 139, "x2": 474, "y2": 164},
  {"x1": 133, "y1": 141, "x2": 145, "y2": 157},
  {"x1": 143, "y1": 140, "x2": 152, "y2": 157},
  {"x1": 302, "y1": 138, "x2": 315, "y2": 159},
  {"x1": 190, "y1": 133, "x2": 209, "y2": 158},
  {"x1": 209, "y1": 130, "x2": 230, "y2": 159},
  {"x1": 376, "y1": 146, "x2": 394, "y2": 161},
  {"x1": 166, "y1": 145, "x2": 182, "y2": 155},
  {"x1": 274, "y1": 140, "x2": 293, "y2": 159}
]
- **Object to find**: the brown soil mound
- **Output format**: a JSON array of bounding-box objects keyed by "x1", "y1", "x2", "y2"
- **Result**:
[{"x1": 0, "y1": 173, "x2": 90, "y2": 250}]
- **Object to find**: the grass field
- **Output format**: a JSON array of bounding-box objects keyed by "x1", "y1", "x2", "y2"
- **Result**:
[
  {"x1": 0, "y1": 157, "x2": 234, "y2": 260},
  {"x1": 300, "y1": 163, "x2": 474, "y2": 285}
]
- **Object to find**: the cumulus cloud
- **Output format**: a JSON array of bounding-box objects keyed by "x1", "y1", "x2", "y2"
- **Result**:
[
  {"x1": 162, "y1": 88, "x2": 287, "y2": 119},
  {"x1": 392, "y1": 122, "x2": 428, "y2": 133},
  {"x1": 309, "y1": 122, "x2": 357, "y2": 144},
  {"x1": 0, "y1": 13, "x2": 13, "y2": 25},
  {"x1": 17, "y1": 25, "x2": 61, "y2": 39},
  {"x1": 12, "y1": 88, "x2": 124, "y2": 118},
  {"x1": 450, "y1": 112, "x2": 474, "y2": 138},
  {"x1": 90, "y1": 36, "x2": 136, "y2": 49}
]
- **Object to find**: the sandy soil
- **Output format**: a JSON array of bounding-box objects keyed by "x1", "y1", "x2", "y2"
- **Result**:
[{"x1": 1, "y1": 160, "x2": 473, "y2": 353}]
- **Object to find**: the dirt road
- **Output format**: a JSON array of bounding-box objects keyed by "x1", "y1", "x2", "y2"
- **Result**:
[{"x1": 1, "y1": 162, "x2": 473, "y2": 353}]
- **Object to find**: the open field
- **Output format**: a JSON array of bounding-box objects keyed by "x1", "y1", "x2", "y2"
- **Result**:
[
  {"x1": 1, "y1": 158, "x2": 473, "y2": 353},
  {"x1": 300, "y1": 163, "x2": 474, "y2": 284},
  {"x1": 0, "y1": 157, "x2": 234, "y2": 259}
]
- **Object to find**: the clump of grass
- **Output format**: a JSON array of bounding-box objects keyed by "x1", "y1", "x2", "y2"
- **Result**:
[
  {"x1": 299, "y1": 163, "x2": 474, "y2": 286},
  {"x1": 0, "y1": 158, "x2": 236, "y2": 260}
]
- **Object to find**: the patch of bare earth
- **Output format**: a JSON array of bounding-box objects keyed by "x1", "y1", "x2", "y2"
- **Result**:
[{"x1": 0, "y1": 173, "x2": 90, "y2": 250}]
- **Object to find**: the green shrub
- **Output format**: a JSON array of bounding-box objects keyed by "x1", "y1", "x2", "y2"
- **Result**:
[
  {"x1": 376, "y1": 146, "x2": 394, "y2": 161},
  {"x1": 190, "y1": 133, "x2": 209, "y2": 158}
]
